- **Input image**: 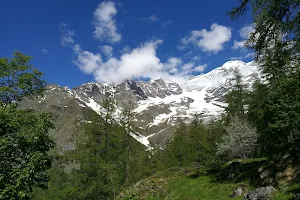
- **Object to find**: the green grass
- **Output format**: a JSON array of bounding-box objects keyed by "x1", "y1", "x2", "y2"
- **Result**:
[
  {"x1": 119, "y1": 165, "x2": 299, "y2": 200},
  {"x1": 148, "y1": 175, "x2": 246, "y2": 200}
]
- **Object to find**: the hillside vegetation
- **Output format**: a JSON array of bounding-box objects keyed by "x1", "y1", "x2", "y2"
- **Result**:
[{"x1": 118, "y1": 166, "x2": 297, "y2": 200}]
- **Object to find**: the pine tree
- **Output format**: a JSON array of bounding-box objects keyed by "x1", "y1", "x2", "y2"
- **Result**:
[
  {"x1": 225, "y1": 69, "x2": 248, "y2": 122},
  {"x1": 228, "y1": 0, "x2": 300, "y2": 59},
  {"x1": 120, "y1": 101, "x2": 136, "y2": 186},
  {"x1": 162, "y1": 121, "x2": 190, "y2": 167},
  {"x1": 188, "y1": 118, "x2": 213, "y2": 167}
]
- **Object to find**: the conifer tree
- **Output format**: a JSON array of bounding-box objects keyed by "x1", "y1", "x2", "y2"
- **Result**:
[
  {"x1": 225, "y1": 69, "x2": 248, "y2": 122},
  {"x1": 120, "y1": 101, "x2": 136, "y2": 185}
]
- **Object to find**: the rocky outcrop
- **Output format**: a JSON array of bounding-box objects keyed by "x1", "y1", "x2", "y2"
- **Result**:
[
  {"x1": 243, "y1": 186, "x2": 276, "y2": 200},
  {"x1": 230, "y1": 184, "x2": 249, "y2": 198}
]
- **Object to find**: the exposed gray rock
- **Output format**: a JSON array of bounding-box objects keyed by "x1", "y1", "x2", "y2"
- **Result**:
[
  {"x1": 243, "y1": 186, "x2": 276, "y2": 200},
  {"x1": 230, "y1": 184, "x2": 248, "y2": 198},
  {"x1": 20, "y1": 60, "x2": 260, "y2": 148},
  {"x1": 295, "y1": 193, "x2": 300, "y2": 200},
  {"x1": 258, "y1": 167, "x2": 275, "y2": 185}
]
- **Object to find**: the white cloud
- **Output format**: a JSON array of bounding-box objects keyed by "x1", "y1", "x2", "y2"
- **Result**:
[
  {"x1": 181, "y1": 63, "x2": 207, "y2": 74},
  {"x1": 193, "y1": 64, "x2": 207, "y2": 72},
  {"x1": 141, "y1": 14, "x2": 159, "y2": 23},
  {"x1": 73, "y1": 40, "x2": 163, "y2": 84},
  {"x1": 41, "y1": 48, "x2": 49, "y2": 54},
  {"x1": 165, "y1": 57, "x2": 182, "y2": 74},
  {"x1": 99, "y1": 45, "x2": 113, "y2": 58},
  {"x1": 232, "y1": 40, "x2": 246, "y2": 50},
  {"x1": 232, "y1": 24, "x2": 255, "y2": 50},
  {"x1": 244, "y1": 52, "x2": 254, "y2": 58},
  {"x1": 73, "y1": 44, "x2": 102, "y2": 74},
  {"x1": 120, "y1": 46, "x2": 131, "y2": 54},
  {"x1": 60, "y1": 23, "x2": 206, "y2": 85},
  {"x1": 60, "y1": 23, "x2": 75, "y2": 47},
  {"x1": 182, "y1": 62, "x2": 194, "y2": 72},
  {"x1": 72, "y1": 39, "x2": 206, "y2": 85},
  {"x1": 229, "y1": 52, "x2": 254, "y2": 61},
  {"x1": 93, "y1": 2, "x2": 121, "y2": 43},
  {"x1": 181, "y1": 23, "x2": 232, "y2": 53},
  {"x1": 239, "y1": 24, "x2": 255, "y2": 39},
  {"x1": 229, "y1": 56, "x2": 243, "y2": 60}
]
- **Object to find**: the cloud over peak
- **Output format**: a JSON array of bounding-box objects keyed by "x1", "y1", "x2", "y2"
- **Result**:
[
  {"x1": 73, "y1": 40, "x2": 164, "y2": 84},
  {"x1": 93, "y1": 2, "x2": 121, "y2": 43},
  {"x1": 69, "y1": 35, "x2": 206, "y2": 85},
  {"x1": 181, "y1": 23, "x2": 232, "y2": 53}
]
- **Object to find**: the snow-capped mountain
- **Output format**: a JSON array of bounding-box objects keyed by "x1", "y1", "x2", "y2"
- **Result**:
[{"x1": 20, "y1": 60, "x2": 259, "y2": 150}]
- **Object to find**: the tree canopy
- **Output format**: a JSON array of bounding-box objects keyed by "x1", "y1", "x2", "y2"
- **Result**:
[{"x1": 0, "y1": 52, "x2": 54, "y2": 200}]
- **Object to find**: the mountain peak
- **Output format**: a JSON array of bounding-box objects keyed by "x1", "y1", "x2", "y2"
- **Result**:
[{"x1": 27, "y1": 59, "x2": 259, "y2": 148}]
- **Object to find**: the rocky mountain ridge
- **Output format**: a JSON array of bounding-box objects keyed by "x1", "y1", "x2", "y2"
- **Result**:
[{"x1": 21, "y1": 60, "x2": 259, "y2": 150}]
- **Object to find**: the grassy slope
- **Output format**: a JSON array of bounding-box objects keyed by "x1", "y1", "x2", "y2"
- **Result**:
[
  {"x1": 119, "y1": 166, "x2": 296, "y2": 200},
  {"x1": 148, "y1": 175, "x2": 245, "y2": 200}
]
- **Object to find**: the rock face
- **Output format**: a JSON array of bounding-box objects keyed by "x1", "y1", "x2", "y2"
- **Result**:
[
  {"x1": 243, "y1": 186, "x2": 276, "y2": 200},
  {"x1": 21, "y1": 60, "x2": 259, "y2": 149}
]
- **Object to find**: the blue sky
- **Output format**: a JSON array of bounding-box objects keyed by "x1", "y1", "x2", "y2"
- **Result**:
[{"x1": 0, "y1": 0, "x2": 254, "y2": 88}]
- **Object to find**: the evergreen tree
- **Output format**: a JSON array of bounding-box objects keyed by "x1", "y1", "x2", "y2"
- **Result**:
[
  {"x1": 229, "y1": 0, "x2": 300, "y2": 162},
  {"x1": 228, "y1": 0, "x2": 300, "y2": 59},
  {"x1": 120, "y1": 101, "x2": 136, "y2": 186},
  {"x1": 225, "y1": 69, "x2": 248, "y2": 122},
  {"x1": 188, "y1": 118, "x2": 213, "y2": 167},
  {"x1": 160, "y1": 119, "x2": 219, "y2": 168},
  {"x1": 260, "y1": 71, "x2": 300, "y2": 160},
  {"x1": 163, "y1": 121, "x2": 190, "y2": 167}
]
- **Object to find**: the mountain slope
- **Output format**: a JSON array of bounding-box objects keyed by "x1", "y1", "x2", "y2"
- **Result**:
[{"x1": 21, "y1": 60, "x2": 259, "y2": 149}]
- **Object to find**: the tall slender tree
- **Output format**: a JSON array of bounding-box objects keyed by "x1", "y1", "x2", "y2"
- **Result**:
[
  {"x1": 120, "y1": 101, "x2": 136, "y2": 185},
  {"x1": 225, "y1": 69, "x2": 248, "y2": 122}
]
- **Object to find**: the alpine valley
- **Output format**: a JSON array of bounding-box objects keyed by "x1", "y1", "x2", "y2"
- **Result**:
[{"x1": 20, "y1": 60, "x2": 259, "y2": 151}]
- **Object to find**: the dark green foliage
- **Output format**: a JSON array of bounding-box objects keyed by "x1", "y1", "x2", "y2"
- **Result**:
[
  {"x1": 0, "y1": 51, "x2": 46, "y2": 105},
  {"x1": 155, "y1": 118, "x2": 221, "y2": 170},
  {"x1": 0, "y1": 52, "x2": 54, "y2": 200},
  {"x1": 0, "y1": 105, "x2": 54, "y2": 200},
  {"x1": 229, "y1": 0, "x2": 300, "y2": 165},
  {"x1": 247, "y1": 80, "x2": 268, "y2": 135},
  {"x1": 229, "y1": 0, "x2": 300, "y2": 58},
  {"x1": 260, "y1": 71, "x2": 300, "y2": 159},
  {"x1": 31, "y1": 97, "x2": 152, "y2": 200},
  {"x1": 224, "y1": 69, "x2": 248, "y2": 123},
  {"x1": 210, "y1": 158, "x2": 269, "y2": 186},
  {"x1": 162, "y1": 122, "x2": 191, "y2": 167},
  {"x1": 120, "y1": 102, "x2": 136, "y2": 186}
]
